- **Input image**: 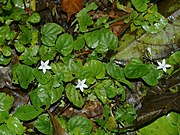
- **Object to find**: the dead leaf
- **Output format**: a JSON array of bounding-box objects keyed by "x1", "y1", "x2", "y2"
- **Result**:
[
  {"x1": 48, "y1": 110, "x2": 68, "y2": 135},
  {"x1": 61, "y1": 0, "x2": 84, "y2": 22},
  {"x1": 136, "y1": 70, "x2": 180, "y2": 126},
  {"x1": 136, "y1": 92, "x2": 180, "y2": 126},
  {"x1": 115, "y1": 8, "x2": 180, "y2": 62}
]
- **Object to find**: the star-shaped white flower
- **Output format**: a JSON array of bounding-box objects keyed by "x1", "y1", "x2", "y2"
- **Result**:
[
  {"x1": 38, "y1": 60, "x2": 51, "y2": 74},
  {"x1": 157, "y1": 59, "x2": 171, "y2": 72},
  {"x1": 75, "y1": 79, "x2": 88, "y2": 92}
]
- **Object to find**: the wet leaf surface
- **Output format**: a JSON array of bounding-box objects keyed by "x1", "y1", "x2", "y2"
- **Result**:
[
  {"x1": 136, "y1": 70, "x2": 180, "y2": 127},
  {"x1": 115, "y1": 8, "x2": 180, "y2": 62}
]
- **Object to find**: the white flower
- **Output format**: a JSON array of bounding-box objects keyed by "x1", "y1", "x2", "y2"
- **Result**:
[
  {"x1": 38, "y1": 60, "x2": 51, "y2": 74},
  {"x1": 75, "y1": 79, "x2": 88, "y2": 92},
  {"x1": 157, "y1": 59, "x2": 171, "y2": 72}
]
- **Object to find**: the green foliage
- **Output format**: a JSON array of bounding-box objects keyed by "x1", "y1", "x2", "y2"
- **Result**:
[
  {"x1": 67, "y1": 115, "x2": 93, "y2": 135},
  {"x1": 0, "y1": 93, "x2": 14, "y2": 124},
  {"x1": 65, "y1": 83, "x2": 85, "y2": 108},
  {"x1": 15, "y1": 64, "x2": 34, "y2": 89},
  {"x1": 137, "y1": 112, "x2": 180, "y2": 135},
  {"x1": 41, "y1": 23, "x2": 64, "y2": 46},
  {"x1": 125, "y1": 59, "x2": 150, "y2": 78},
  {"x1": 131, "y1": 0, "x2": 150, "y2": 12},
  {"x1": 115, "y1": 104, "x2": 136, "y2": 125},
  {"x1": 56, "y1": 33, "x2": 74, "y2": 56},
  {"x1": 35, "y1": 114, "x2": 53, "y2": 135},
  {"x1": 0, "y1": 0, "x2": 178, "y2": 134},
  {"x1": 77, "y1": 2, "x2": 98, "y2": 32},
  {"x1": 6, "y1": 116, "x2": 26, "y2": 134},
  {"x1": 84, "y1": 28, "x2": 118, "y2": 55},
  {"x1": 14, "y1": 105, "x2": 43, "y2": 121}
]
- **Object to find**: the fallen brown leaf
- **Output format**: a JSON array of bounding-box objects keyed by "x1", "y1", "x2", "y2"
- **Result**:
[{"x1": 61, "y1": 0, "x2": 84, "y2": 22}]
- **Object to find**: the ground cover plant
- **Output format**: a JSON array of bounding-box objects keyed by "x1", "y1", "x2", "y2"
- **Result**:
[{"x1": 0, "y1": 0, "x2": 179, "y2": 134}]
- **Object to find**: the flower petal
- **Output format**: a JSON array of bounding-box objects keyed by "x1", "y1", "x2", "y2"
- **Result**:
[
  {"x1": 165, "y1": 64, "x2": 171, "y2": 68},
  {"x1": 162, "y1": 59, "x2": 166, "y2": 65}
]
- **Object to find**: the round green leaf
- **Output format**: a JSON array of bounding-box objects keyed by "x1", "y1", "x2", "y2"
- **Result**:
[
  {"x1": 0, "y1": 124, "x2": 15, "y2": 135},
  {"x1": 41, "y1": 23, "x2": 64, "y2": 46},
  {"x1": 6, "y1": 116, "x2": 26, "y2": 135},
  {"x1": 30, "y1": 84, "x2": 51, "y2": 109},
  {"x1": 14, "y1": 42, "x2": 25, "y2": 53},
  {"x1": 138, "y1": 112, "x2": 180, "y2": 135},
  {"x1": 56, "y1": 33, "x2": 74, "y2": 56},
  {"x1": 0, "y1": 93, "x2": 14, "y2": 124},
  {"x1": 27, "y1": 12, "x2": 41, "y2": 23},
  {"x1": 68, "y1": 115, "x2": 93, "y2": 135},
  {"x1": 39, "y1": 45, "x2": 57, "y2": 61},
  {"x1": 2, "y1": 46, "x2": 12, "y2": 57},
  {"x1": 125, "y1": 59, "x2": 150, "y2": 78},
  {"x1": 35, "y1": 114, "x2": 53, "y2": 135},
  {"x1": 33, "y1": 68, "x2": 51, "y2": 85},
  {"x1": 141, "y1": 12, "x2": 168, "y2": 33},
  {"x1": 80, "y1": 60, "x2": 105, "y2": 80},
  {"x1": 142, "y1": 65, "x2": 160, "y2": 86},
  {"x1": 74, "y1": 34, "x2": 85, "y2": 50},
  {"x1": 0, "y1": 53, "x2": 11, "y2": 65},
  {"x1": 14, "y1": 105, "x2": 43, "y2": 121},
  {"x1": 15, "y1": 64, "x2": 34, "y2": 89},
  {"x1": 131, "y1": 0, "x2": 150, "y2": 12},
  {"x1": 65, "y1": 84, "x2": 84, "y2": 108},
  {"x1": 84, "y1": 28, "x2": 118, "y2": 55}
]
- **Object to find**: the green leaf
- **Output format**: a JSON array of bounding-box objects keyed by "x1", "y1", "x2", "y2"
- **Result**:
[
  {"x1": 30, "y1": 84, "x2": 51, "y2": 109},
  {"x1": 84, "y1": 28, "x2": 118, "y2": 55},
  {"x1": 41, "y1": 23, "x2": 64, "y2": 46},
  {"x1": 6, "y1": 116, "x2": 26, "y2": 135},
  {"x1": 10, "y1": 7, "x2": 26, "y2": 21},
  {"x1": 51, "y1": 63, "x2": 73, "y2": 82},
  {"x1": 106, "y1": 62, "x2": 124, "y2": 79},
  {"x1": 169, "y1": 51, "x2": 180, "y2": 65},
  {"x1": 80, "y1": 60, "x2": 105, "y2": 81},
  {"x1": 142, "y1": 64, "x2": 161, "y2": 86},
  {"x1": 2, "y1": 46, "x2": 11, "y2": 57},
  {"x1": 35, "y1": 114, "x2": 53, "y2": 135},
  {"x1": 74, "y1": 34, "x2": 85, "y2": 50},
  {"x1": 77, "y1": 2, "x2": 98, "y2": 32},
  {"x1": 141, "y1": 12, "x2": 168, "y2": 33},
  {"x1": 115, "y1": 104, "x2": 136, "y2": 125},
  {"x1": 30, "y1": 80, "x2": 63, "y2": 109},
  {"x1": 33, "y1": 68, "x2": 51, "y2": 84},
  {"x1": 68, "y1": 115, "x2": 93, "y2": 135},
  {"x1": 0, "y1": 52, "x2": 11, "y2": 65},
  {"x1": 18, "y1": 25, "x2": 32, "y2": 44},
  {"x1": 14, "y1": 42, "x2": 25, "y2": 53},
  {"x1": 39, "y1": 45, "x2": 57, "y2": 61},
  {"x1": 94, "y1": 83, "x2": 109, "y2": 104},
  {"x1": 56, "y1": 33, "x2": 73, "y2": 56},
  {"x1": 131, "y1": 0, "x2": 150, "y2": 12},
  {"x1": 65, "y1": 84, "x2": 84, "y2": 108},
  {"x1": 95, "y1": 16, "x2": 109, "y2": 26},
  {"x1": 0, "y1": 26, "x2": 10, "y2": 45},
  {"x1": 14, "y1": 105, "x2": 43, "y2": 121},
  {"x1": 138, "y1": 112, "x2": 180, "y2": 135},
  {"x1": 19, "y1": 45, "x2": 39, "y2": 65},
  {"x1": 27, "y1": 12, "x2": 41, "y2": 23},
  {"x1": 16, "y1": 64, "x2": 34, "y2": 89},
  {"x1": 0, "y1": 124, "x2": 15, "y2": 135},
  {"x1": 125, "y1": 59, "x2": 150, "y2": 79},
  {"x1": 0, "y1": 93, "x2": 14, "y2": 123},
  {"x1": 104, "y1": 116, "x2": 118, "y2": 131}
]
